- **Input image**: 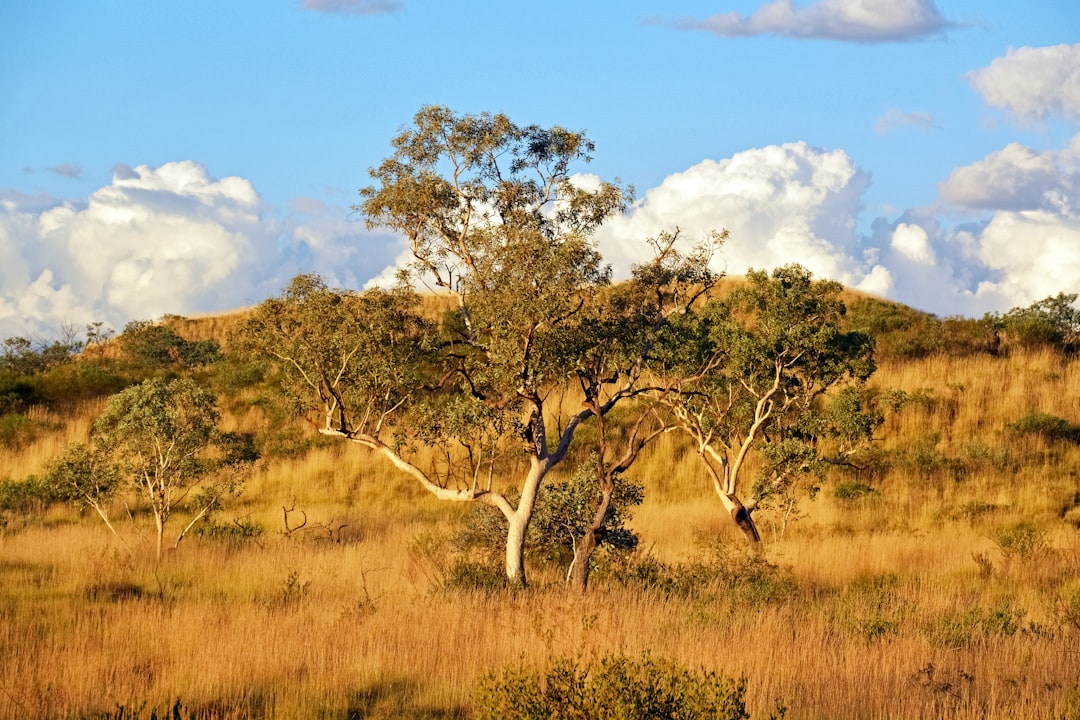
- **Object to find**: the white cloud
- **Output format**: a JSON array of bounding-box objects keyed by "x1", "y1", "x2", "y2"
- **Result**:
[
  {"x1": 660, "y1": 0, "x2": 956, "y2": 42},
  {"x1": 938, "y1": 138, "x2": 1078, "y2": 212},
  {"x1": 0, "y1": 162, "x2": 404, "y2": 339},
  {"x1": 972, "y1": 210, "x2": 1080, "y2": 308},
  {"x1": 967, "y1": 44, "x2": 1080, "y2": 124},
  {"x1": 592, "y1": 136, "x2": 1080, "y2": 318},
  {"x1": 891, "y1": 223, "x2": 935, "y2": 264},
  {"x1": 593, "y1": 141, "x2": 880, "y2": 288},
  {"x1": 299, "y1": 0, "x2": 402, "y2": 15}
]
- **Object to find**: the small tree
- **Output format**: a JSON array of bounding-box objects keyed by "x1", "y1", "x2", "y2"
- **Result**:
[
  {"x1": 85, "y1": 377, "x2": 248, "y2": 559},
  {"x1": 45, "y1": 442, "x2": 123, "y2": 538},
  {"x1": 659, "y1": 265, "x2": 876, "y2": 546}
]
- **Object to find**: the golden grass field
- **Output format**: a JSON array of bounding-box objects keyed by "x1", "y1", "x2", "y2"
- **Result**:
[{"x1": 2, "y1": 336, "x2": 1079, "y2": 718}]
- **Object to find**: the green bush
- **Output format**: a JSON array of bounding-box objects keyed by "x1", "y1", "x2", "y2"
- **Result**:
[
  {"x1": 1009, "y1": 411, "x2": 1080, "y2": 443},
  {"x1": 0, "y1": 474, "x2": 67, "y2": 528},
  {"x1": 834, "y1": 481, "x2": 876, "y2": 502},
  {"x1": 999, "y1": 292, "x2": 1080, "y2": 351},
  {"x1": 992, "y1": 522, "x2": 1048, "y2": 562},
  {"x1": 443, "y1": 560, "x2": 508, "y2": 592},
  {"x1": 474, "y1": 653, "x2": 763, "y2": 720},
  {"x1": 612, "y1": 542, "x2": 797, "y2": 608},
  {"x1": 924, "y1": 601, "x2": 1027, "y2": 649},
  {"x1": 119, "y1": 320, "x2": 222, "y2": 368}
]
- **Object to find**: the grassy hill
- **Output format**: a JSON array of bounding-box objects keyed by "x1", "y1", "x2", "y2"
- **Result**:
[{"x1": 1, "y1": 291, "x2": 1078, "y2": 719}]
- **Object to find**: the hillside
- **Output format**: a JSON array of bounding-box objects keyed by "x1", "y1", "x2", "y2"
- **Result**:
[{"x1": 1, "y1": 289, "x2": 1079, "y2": 719}]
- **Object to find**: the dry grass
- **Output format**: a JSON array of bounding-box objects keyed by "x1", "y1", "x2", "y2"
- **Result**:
[{"x1": 2, "y1": 346, "x2": 1080, "y2": 718}]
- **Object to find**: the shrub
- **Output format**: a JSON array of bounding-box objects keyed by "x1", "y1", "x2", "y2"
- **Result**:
[
  {"x1": 834, "y1": 481, "x2": 876, "y2": 502},
  {"x1": 443, "y1": 560, "x2": 508, "y2": 592},
  {"x1": 992, "y1": 522, "x2": 1048, "y2": 563},
  {"x1": 924, "y1": 602, "x2": 1027, "y2": 648},
  {"x1": 1008, "y1": 411, "x2": 1080, "y2": 443},
  {"x1": 612, "y1": 542, "x2": 797, "y2": 608},
  {"x1": 0, "y1": 474, "x2": 67, "y2": 528},
  {"x1": 999, "y1": 292, "x2": 1080, "y2": 351},
  {"x1": 119, "y1": 320, "x2": 222, "y2": 368},
  {"x1": 474, "y1": 653, "x2": 761, "y2": 720}
]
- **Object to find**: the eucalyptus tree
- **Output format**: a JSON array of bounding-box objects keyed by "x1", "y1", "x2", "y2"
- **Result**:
[
  {"x1": 52, "y1": 377, "x2": 251, "y2": 559},
  {"x1": 240, "y1": 106, "x2": 718, "y2": 587},
  {"x1": 658, "y1": 265, "x2": 877, "y2": 546}
]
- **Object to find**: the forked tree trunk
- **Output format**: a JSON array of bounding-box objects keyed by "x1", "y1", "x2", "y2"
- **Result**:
[{"x1": 717, "y1": 491, "x2": 761, "y2": 547}]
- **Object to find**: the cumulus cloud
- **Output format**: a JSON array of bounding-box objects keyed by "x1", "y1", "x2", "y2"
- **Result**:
[
  {"x1": 967, "y1": 44, "x2": 1080, "y2": 124},
  {"x1": 874, "y1": 109, "x2": 937, "y2": 136},
  {"x1": 591, "y1": 136, "x2": 1080, "y2": 318},
  {"x1": 592, "y1": 141, "x2": 884, "y2": 292},
  {"x1": 299, "y1": 0, "x2": 402, "y2": 15},
  {"x1": 972, "y1": 210, "x2": 1080, "y2": 307},
  {"x1": 938, "y1": 137, "x2": 1079, "y2": 212},
  {"x1": 657, "y1": 0, "x2": 957, "y2": 42},
  {"x1": 891, "y1": 223, "x2": 935, "y2": 264},
  {"x1": 0, "y1": 162, "x2": 404, "y2": 339}
]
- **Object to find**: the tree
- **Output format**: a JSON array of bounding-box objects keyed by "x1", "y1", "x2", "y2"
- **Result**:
[
  {"x1": 118, "y1": 320, "x2": 222, "y2": 367},
  {"x1": 998, "y1": 292, "x2": 1080, "y2": 351},
  {"x1": 239, "y1": 106, "x2": 716, "y2": 587},
  {"x1": 658, "y1": 265, "x2": 876, "y2": 546},
  {"x1": 45, "y1": 442, "x2": 123, "y2": 538},
  {"x1": 81, "y1": 377, "x2": 249, "y2": 559}
]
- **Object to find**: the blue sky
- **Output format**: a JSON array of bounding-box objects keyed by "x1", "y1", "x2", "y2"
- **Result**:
[{"x1": 1, "y1": 0, "x2": 1078, "y2": 338}]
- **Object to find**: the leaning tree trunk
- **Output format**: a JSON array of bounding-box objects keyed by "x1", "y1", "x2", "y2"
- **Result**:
[
  {"x1": 568, "y1": 482, "x2": 614, "y2": 593},
  {"x1": 503, "y1": 458, "x2": 550, "y2": 588}
]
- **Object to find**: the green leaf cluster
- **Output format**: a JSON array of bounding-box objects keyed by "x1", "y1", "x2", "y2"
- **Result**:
[{"x1": 475, "y1": 653, "x2": 754, "y2": 720}]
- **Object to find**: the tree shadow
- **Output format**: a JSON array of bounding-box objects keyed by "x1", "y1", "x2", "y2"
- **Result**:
[{"x1": 333, "y1": 680, "x2": 466, "y2": 720}]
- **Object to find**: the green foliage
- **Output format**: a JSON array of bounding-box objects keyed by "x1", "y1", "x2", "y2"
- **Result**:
[
  {"x1": 924, "y1": 601, "x2": 1027, "y2": 648},
  {"x1": 118, "y1": 320, "x2": 222, "y2": 368},
  {"x1": 233, "y1": 275, "x2": 439, "y2": 444},
  {"x1": 834, "y1": 481, "x2": 876, "y2": 502},
  {"x1": 453, "y1": 460, "x2": 644, "y2": 574},
  {"x1": 474, "y1": 653, "x2": 754, "y2": 720},
  {"x1": 662, "y1": 264, "x2": 879, "y2": 544},
  {"x1": 0, "y1": 474, "x2": 67, "y2": 528},
  {"x1": 44, "y1": 441, "x2": 122, "y2": 511},
  {"x1": 0, "y1": 412, "x2": 37, "y2": 448},
  {"x1": 49, "y1": 377, "x2": 254, "y2": 556},
  {"x1": 442, "y1": 560, "x2": 509, "y2": 593},
  {"x1": 0, "y1": 333, "x2": 83, "y2": 375},
  {"x1": 991, "y1": 522, "x2": 1048, "y2": 562},
  {"x1": 845, "y1": 298, "x2": 999, "y2": 359},
  {"x1": 613, "y1": 543, "x2": 797, "y2": 608},
  {"x1": 1009, "y1": 411, "x2": 1080, "y2": 443},
  {"x1": 998, "y1": 292, "x2": 1080, "y2": 350},
  {"x1": 193, "y1": 517, "x2": 264, "y2": 547}
]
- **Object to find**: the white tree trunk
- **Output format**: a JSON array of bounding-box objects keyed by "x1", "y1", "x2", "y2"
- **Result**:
[{"x1": 503, "y1": 457, "x2": 548, "y2": 588}]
